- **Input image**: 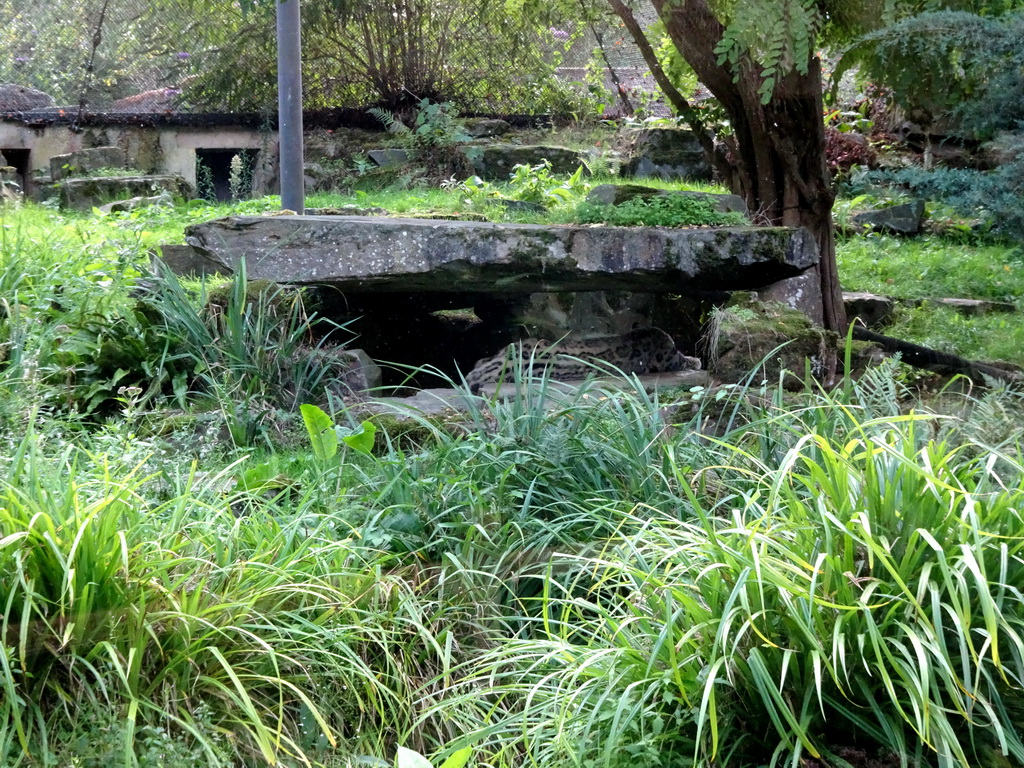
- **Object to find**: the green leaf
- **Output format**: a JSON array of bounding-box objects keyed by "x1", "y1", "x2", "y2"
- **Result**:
[
  {"x1": 567, "y1": 164, "x2": 584, "y2": 187},
  {"x1": 301, "y1": 403, "x2": 338, "y2": 461},
  {"x1": 438, "y1": 746, "x2": 473, "y2": 768},
  {"x1": 339, "y1": 420, "x2": 377, "y2": 455},
  {"x1": 397, "y1": 746, "x2": 434, "y2": 768}
]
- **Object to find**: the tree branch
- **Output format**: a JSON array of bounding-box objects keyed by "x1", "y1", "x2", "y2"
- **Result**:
[{"x1": 606, "y1": 0, "x2": 711, "y2": 147}]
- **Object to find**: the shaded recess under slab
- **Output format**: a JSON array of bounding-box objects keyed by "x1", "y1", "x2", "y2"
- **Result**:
[{"x1": 183, "y1": 214, "x2": 819, "y2": 388}]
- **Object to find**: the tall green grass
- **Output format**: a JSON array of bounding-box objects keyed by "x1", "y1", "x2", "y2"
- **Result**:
[
  {"x1": 422, "y1": 372, "x2": 1024, "y2": 768},
  {"x1": 0, "y1": 423, "x2": 471, "y2": 766},
  {"x1": 836, "y1": 232, "x2": 1024, "y2": 365},
  {"x1": 836, "y1": 234, "x2": 1023, "y2": 304}
]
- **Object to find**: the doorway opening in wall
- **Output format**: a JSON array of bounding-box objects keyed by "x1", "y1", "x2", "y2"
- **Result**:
[
  {"x1": 195, "y1": 148, "x2": 257, "y2": 202},
  {"x1": 1, "y1": 149, "x2": 31, "y2": 195}
]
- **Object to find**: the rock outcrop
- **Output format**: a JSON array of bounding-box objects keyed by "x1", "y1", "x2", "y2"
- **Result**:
[
  {"x1": 465, "y1": 145, "x2": 586, "y2": 180},
  {"x1": 851, "y1": 200, "x2": 926, "y2": 236},
  {"x1": 50, "y1": 146, "x2": 129, "y2": 181},
  {"x1": 620, "y1": 128, "x2": 713, "y2": 181},
  {"x1": 57, "y1": 175, "x2": 191, "y2": 210}
]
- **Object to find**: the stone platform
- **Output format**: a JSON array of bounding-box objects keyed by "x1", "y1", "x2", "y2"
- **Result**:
[{"x1": 185, "y1": 215, "x2": 818, "y2": 295}]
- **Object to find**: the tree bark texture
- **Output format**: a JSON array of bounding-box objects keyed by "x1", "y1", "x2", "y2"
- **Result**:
[{"x1": 637, "y1": 0, "x2": 847, "y2": 332}]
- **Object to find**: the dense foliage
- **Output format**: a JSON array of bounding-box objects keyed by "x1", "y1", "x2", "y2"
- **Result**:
[
  {"x1": 839, "y1": 10, "x2": 1024, "y2": 136},
  {"x1": 845, "y1": 139, "x2": 1024, "y2": 244},
  {"x1": 0, "y1": 0, "x2": 591, "y2": 114},
  {"x1": 575, "y1": 193, "x2": 747, "y2": 227}
]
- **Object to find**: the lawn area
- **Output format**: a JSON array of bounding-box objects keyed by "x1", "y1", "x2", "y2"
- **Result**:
[{"x1": 837, "y1": 233, "x2": 1024, "y2": 364}]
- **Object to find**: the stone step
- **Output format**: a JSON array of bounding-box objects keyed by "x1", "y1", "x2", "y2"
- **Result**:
[
  {"x1": 354, "y1": 370, "x2": 711, "y2": 418},
  {"x1": 844, "y1": 291, "x2": 1017, "y2": 328}
]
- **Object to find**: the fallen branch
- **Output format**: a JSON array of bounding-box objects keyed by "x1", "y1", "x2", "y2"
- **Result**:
[{"x1": 852, "y1": 326, "x2": 1022, "y2": 386}]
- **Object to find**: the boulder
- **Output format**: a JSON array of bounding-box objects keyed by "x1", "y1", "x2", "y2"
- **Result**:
[
  {"x1": 0, "y1": 83, "x2": 54, "y2": 111},
  {"x1": 367, "y1": 148, "x2": 411, "y2": 168},
  {"x1": 757, "y1": 272, "x2": 823, "y2": 325},
  {"x1": 586, "y1": 184, "x2": 747, "y2": 215},
  {"x1": 620, "y1": 128, "x2": 713, "y2": 182},
  {"x1": 57, "y1": 175, "x2": 191, "y2": 210},
  {"x1": 466, "y1": 145, "x2": 586, "y2": 180},
  {"x1": 843, "y1": 292, "x2": 895, "y2": 328},
  {"x1": 185, "y1": 215, "x2": 819, "y2": 294},
  {"x1": 851, "y1": 200, "x2": 926, "y2": 236},
  {"x1": 464, "y1": 118, "x2": 511, "y2": 138},
  {"x1": 706, "y1": 294, "x2": 837, "y2": 388},
  {"x1": 50, "y1": 146, "x2": 129, "y2": 181}
]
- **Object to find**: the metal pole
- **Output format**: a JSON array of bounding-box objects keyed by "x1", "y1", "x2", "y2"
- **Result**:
[{"x1": 276, "y1": 0, "x2": 304, "y2": 214}]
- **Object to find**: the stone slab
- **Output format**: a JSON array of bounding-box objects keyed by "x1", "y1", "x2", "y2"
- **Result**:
[
  {"x1": 358, "y1": 370, "x2": 712, "y2": 417},
  {"x1": 185, "y1": 215, "x2": 818, "y2": 294},
  {"x1": 367, "y1": 148, "x2": 410, "y2": 168},
  {"x1": 464, "y1": 118, "x2": 511, "y2": 138}
]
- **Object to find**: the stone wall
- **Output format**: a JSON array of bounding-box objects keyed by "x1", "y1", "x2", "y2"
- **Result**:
[{"x1": 0, "y1": 121, "x2": 279, "y2": 196}]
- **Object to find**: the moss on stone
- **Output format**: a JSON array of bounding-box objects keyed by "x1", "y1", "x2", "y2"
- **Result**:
[
  {"x1": 364, "y1": 410, "x2": 467, "y2": 453},
  {"x1": 707, "y1": 294, "x2": 837, "y2": 387}
]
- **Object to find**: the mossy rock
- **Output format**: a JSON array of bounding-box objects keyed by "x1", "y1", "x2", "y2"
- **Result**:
[
  {"x1": 586, "y1": 184, "x2": 747, "y2": 214},
  {"x1": 203, "y1": 279, "x2": 301, "y2": 325},
  {"x1": 706, "y1": 293, "x2": 838, "y2": 388},
  {"x1": 360, "y1": 409, "x2": 468, "y2": 453}
]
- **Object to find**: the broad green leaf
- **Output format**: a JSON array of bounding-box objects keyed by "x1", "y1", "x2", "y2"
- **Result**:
[
  {"x1": 301, "y1": 403, "x2": 338, "y2": 461},
  {"x1": 339, "y1": 420, "x2": 377, "y2": 455},
  {"x1": 438, "y1": 746, "x2": 473, "y2": 768},
  {"x1": 397, "y1": 746, "x2": 434, "y2": 768}
]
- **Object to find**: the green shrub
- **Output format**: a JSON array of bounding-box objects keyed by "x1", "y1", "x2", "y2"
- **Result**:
[
  {"x1": 845, "y1": 148, "x2": 1024, "y2": 245},
  {"x1": 575, "y1": 194, "x2": 747, "y2": 228}
]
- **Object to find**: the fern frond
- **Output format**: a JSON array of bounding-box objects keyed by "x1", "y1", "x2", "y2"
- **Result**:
[{"x1": 367, "y1": 107, "x2": 408, "y2": 133}]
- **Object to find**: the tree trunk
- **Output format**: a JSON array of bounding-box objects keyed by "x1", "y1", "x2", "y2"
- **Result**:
[{"x1": 643, "y1": 0, "x2": 847, "y2": 332}]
